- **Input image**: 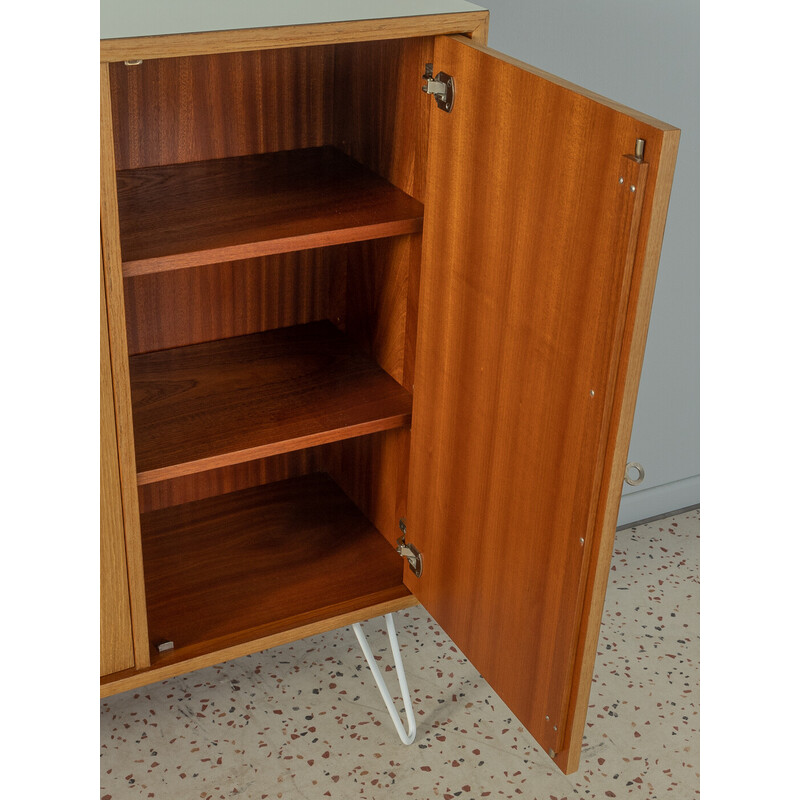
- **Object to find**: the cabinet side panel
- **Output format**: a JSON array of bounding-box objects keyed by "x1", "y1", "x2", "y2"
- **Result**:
[
  {"x1": 333, "y1": 37, "x2": 434, "y2": 202},
  {"x1": 342, "y1": 236, "x2": 418, "y2": 386},
  {"x1": 324, "y1": 33, "x2": 429, "y2": 554},
  {"x1": 101, "y1": 63, "x2": 151, "y2": 669},
  {"x1": 109, "y1": 46, "x2": 336, "y2": 170},
  {"x1": 101, "y1": 268, "x2": 135, "y2": 675},
  {"x1": 320, "y1": 429, "x2": 409, "y2": 549},
  {"x1": 322, "y1": 235, "x2": 422, "y2": 550}
]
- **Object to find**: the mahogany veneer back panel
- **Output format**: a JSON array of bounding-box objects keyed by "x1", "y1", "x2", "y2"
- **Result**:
[
  {"x1": 109, "y1": 46, "x2": 336, "y2": 170},
  {"x1": 136, "y1": 430, "x2": 404, "y2": 518},
  {"x1": 138, "y1": 449, "x2": 323, "y2": 514},
  {"x1": 108, "y1": 37, "x2": 431, "y2": 179},
  {"x1": 124, "y1": 248, "x2": 340, "y2": 355}
]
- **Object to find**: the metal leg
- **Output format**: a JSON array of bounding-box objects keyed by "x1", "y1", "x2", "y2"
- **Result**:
[{"x1": 352, "y1": 613, "x2": 416, "y2": 745}]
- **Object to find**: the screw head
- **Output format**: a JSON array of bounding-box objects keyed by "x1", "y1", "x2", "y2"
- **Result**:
[
  {"x1": 618, "y1": 177, "x2": 624, "y2": 184},
  {"x1": 630, "y1": 185, "x2": 636, "y2": 192}
]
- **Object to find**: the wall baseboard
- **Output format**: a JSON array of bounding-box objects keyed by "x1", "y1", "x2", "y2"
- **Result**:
[{"x1": 617, "y1": 475, "x2": 700, "y2": 529}]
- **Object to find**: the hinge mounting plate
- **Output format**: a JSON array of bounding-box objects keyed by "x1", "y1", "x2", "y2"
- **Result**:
[
  {"x1": 397, "y1": 519, "x2": 423, "y2": 578},
  {"x1": 422, "y1": 64, "x2": 455, "y2": 113}
]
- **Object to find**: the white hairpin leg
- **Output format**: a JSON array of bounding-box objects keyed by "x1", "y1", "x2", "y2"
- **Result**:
[{"x1": 352, "y1": 612, "x2": 416, "y2": 745}]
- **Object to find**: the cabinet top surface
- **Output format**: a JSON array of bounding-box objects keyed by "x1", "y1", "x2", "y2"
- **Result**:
[{"x1": 100, "y1": 0, "x2": 486, "y2": 40}]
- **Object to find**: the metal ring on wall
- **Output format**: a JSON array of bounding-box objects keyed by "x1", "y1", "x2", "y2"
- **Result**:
[{"x1": 624, "y1": 462, "x2": 645, "y2": 486}]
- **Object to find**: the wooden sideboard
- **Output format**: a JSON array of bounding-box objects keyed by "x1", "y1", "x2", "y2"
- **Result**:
[{"x1": 100, "y1": 2, "x2": 678, "y2": 773}]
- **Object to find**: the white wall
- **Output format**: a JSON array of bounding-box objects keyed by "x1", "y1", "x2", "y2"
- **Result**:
[{"x1": 480, "y1": 0, "x2": 700, "y2": 525}]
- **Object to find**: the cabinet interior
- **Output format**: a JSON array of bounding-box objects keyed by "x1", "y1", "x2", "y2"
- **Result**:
[{"x1": 108, "y1": 37, "x2": 433, "y2": 667}]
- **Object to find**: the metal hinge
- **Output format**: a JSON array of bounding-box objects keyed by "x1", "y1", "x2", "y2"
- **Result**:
[
  {"x1": 397, "y1": 519, "x2": 423, "y2": 577},
  {"x1": 422, "y1": 64, "x2": 455, "y2": 113}
]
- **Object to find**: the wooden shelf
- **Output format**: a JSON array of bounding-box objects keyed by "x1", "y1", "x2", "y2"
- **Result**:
[
  {"x1": 129, "y1": 320, "x2": 413, "y2": 485},
  {"x1": 140, "y1": 473, "x2": 411, "y2": 662},
  {"x1": 116, "y1": 146, "x2": 425, "y2": 275}
]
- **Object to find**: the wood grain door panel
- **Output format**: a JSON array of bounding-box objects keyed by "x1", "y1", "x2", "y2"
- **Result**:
[{"x1": 407, "y1": 35, "x2": 679, "y2": 770}]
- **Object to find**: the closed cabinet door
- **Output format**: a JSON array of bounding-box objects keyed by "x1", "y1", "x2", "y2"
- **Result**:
[{"x1": 101, "y1": 268, "x2": 135, "y2": 676}]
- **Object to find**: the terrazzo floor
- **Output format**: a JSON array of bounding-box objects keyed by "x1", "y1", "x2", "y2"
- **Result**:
[{"x1": 100, "y1": 508, "x2": 699, "y2": 799}]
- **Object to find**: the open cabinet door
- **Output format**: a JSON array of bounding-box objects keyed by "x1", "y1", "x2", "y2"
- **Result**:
[{"x1": 405, "y1": 35, "x2": 679, "y2": 773}]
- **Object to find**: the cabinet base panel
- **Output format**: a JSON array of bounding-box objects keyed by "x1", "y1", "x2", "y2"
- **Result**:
[{"x1": 101, "y1": 592, "x2": 417, "y2": 697}]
